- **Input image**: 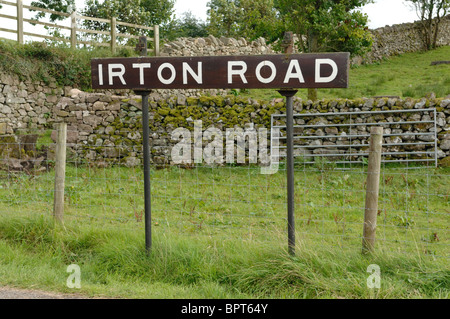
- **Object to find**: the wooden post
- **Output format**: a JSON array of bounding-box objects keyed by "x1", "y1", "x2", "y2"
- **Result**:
[
  {"x1": 17, "y1": 0, "x2": 23, "y2": 44},
  {"x1": 153, "y1": 25, "x2": 159, "y2": 56},
  {"x1": 362, "y1": 126, "x2": 383, "y2": 254},
  {"x1": 53, "y1": 123, "x2": 67, "y2": 223},
  {"x1": 110, "y1": 17, "x2": 117, "y2": 54},
  {"x1": 70, "y1": 11, "x2": 77, "y2": 49}
]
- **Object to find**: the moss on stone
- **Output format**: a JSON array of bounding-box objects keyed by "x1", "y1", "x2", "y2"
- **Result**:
[
  {"x1": 243, "y1": 105, "x2": 255, "y2": 113},
  {"x1": 158, "y1": 106, "x2": 171, "y2": 116},
  {"x1": 186, "y1": 97, "x2": 199, "y2": 106},
  {"x1": 438, "y1": 156, "x2": 450, "y2": 168},
  {"x1": 199, "y1": 96, "x2": 212, "y2": 105},
  {"x1": 211, "y1": 96, "x2": 225, "y2": 107}
]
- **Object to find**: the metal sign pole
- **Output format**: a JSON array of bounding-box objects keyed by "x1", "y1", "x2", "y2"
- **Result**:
[
  {"x1": 280, "y1": 31, "x2": 297, "y2": 256},
  {"x1": 135, "y1": 37, "x2": 152, "y2": 254},
  {"x1": 141, "y1": 91, "x2": 152, "y2": 254},
  {"x1": 278, "y1": 89, "x2": 298, "y2": 256}
]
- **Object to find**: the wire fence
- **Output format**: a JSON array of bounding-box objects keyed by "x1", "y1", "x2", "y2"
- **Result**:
[
  {"x1": 0, "y1": 124, "x2": 448, "y2": 258},
  {"x1": 271, "y1": 108, "x2": 439, "y2": 167}
]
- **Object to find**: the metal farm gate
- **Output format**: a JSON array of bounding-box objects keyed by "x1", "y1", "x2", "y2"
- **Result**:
[{"x1": 271, "y1": 108, "x2": 438, "y2": 168}]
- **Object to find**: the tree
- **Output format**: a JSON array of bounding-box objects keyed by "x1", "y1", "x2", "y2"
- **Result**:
[
  {"x1": 207, "y1": 0, "x2": 283, "y2": 41},
  {"x1": 29, "y1": 0, "x2": 75, "y2": 22},
  {"x1": 406, "y1": 0, "x2": 449, "y2": 50},
  {"x1": 27, "y1": 0, "x2": 75, "y2": 46},
  {"x1": 275, "y1": 0, "x2": 373, "y2": 100},
  {"x1": 82, "y1": 0, "x2": 174, "y2": 34},
  {"x1": 165, "y1": 11, "x2": 208, "y2": 40},
  {"x1": 207, "y1": 0, "x2": 241, "y2": 37},
  {"x1": 238, "y1": 0, "x2": 284, "y2": 42},
  {"x1": 81, "y1": 0, "x2": 174, "y2": 47}
]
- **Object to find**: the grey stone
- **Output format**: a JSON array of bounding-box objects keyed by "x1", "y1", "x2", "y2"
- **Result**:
[
  {"x1": 124, "y1": 156, "x2": 140, "y2": 167},
  {"x1": 0, "y1": 122, "x2": 6, "y2": 134},
  {"x1": 440, "y1": 139, "x2": 450, "y2": 150},
  {"x1": 93, "y1": 101, "x2": 105, "y2": 111}
]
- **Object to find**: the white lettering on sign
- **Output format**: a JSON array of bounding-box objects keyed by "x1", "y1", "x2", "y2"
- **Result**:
[
  {"x1": 158, "y1": 63, "x2": 176, "y2": 84},
  {"x1": 132, "y1": 63, "x2": 151, "y2": 85},
  {"x1": 183, "y1": 62, "x2": 203, "y2": 84},
  {"x1": 98, "y1": 64, "x2": 104, "y2": 86},
  {"x1": 283, "y1": 60, "x2": 305, "y2": 84},
  {"x1": 228, "y1": 61, "x2": 248, "y2": 84},
  {"x1": 92, "y1": 53, "x2": 349, "y2": 89},
  {"x1": 108, "y1": 63, "x2": 126, "y2": 85},
  {"x1": 255, "y1": 61, "x2": 276, "y2": 84},
  {"x1": 315, "y1": 59, "x2": 338, "y2": 83}
]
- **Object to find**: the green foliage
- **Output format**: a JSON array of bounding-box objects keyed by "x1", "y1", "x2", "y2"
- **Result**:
[
  {"x1": 275, "y1": 0, "x2": 373, "y2": 56},
  {"x1": 0, "y1": 39, "x2": 133, "y2": 91},
  {"x1": 238, "y1": 0, "x2": 285, "y2": 42},
  {"x1": 83, "y1": 0, "x2": 175, "y2": 28},
  {"x1": 164, "y1": 11, "x2": 209, "y2": 40},
  {"x1": 82, "y1": 0, "x2": 174, "y2": 46},
  {"x1": 207, "y1": 0, "x2": 241, "y2": 37},
  {"x1": 207, "y1": 0, "x2": 283, "y2": 42},
  {"x1": 30, "y1": 0, "x2": 75, "y2": 22}
]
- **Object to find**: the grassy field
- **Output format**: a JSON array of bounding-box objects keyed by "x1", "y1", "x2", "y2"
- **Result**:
[
  {"x1": 0, "y1": 164, "x2": 448, "y2": 298},
  {"x1": 239, "y1": 46, "x2": 450, "y2": 101}
]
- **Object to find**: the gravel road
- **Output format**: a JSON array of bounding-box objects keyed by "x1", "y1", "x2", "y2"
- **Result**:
[{"x1": 0, "y1": 286, "x2": 94, "y2": 299}]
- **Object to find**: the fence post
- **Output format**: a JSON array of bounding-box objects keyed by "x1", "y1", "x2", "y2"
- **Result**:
[
  {"x1": 53, "y1": 123, "x2": 67, "y2": 223},
  {"x1": 110, "y1": 17, "x2": 117, "y2": 54},
  {"x1": 362, "y1": 126, "x2": 383, "y2": 254},
  {"x1": 153, "y1": 25, "x2": 159, "y2": 56},
  {"x1": 70, "y1": 11, "x2": 77, "y2": 49},
  {"x1": 17, "y1": 0, "x2": 23, "y2": 44}
]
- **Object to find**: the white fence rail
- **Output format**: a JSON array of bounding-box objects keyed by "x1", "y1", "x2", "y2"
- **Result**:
[{"x1": 0, "y1": 0, "x2": 159, "y2": 55}]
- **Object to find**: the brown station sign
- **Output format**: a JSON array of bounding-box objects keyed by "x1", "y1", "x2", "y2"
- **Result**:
[{"x1": 91, "y1": 53, "x2": 349, "y2": 90}]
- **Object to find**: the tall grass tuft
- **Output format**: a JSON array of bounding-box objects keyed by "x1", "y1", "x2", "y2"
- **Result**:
[{"x1": 0, "y1": 215, "x2": 448, "y2": 298}]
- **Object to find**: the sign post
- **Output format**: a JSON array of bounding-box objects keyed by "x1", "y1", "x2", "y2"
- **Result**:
[
  {"x1": 91, "y1": 51, "x2": 349, "y2": 256},
  {"x1": 135, "y1": 37, "x2": 152, "y2": 254},
  {"x1": 137, "y1": 90, "x2": 152, "y2": 254},
  {"x1": 278, "y1": 89, "x2": 297, "y2": 256},
  {"x1": 279, "y1": 31, "x2": 297, "y2": 256}
]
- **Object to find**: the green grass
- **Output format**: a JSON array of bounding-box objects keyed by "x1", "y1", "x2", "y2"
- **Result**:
[
  {"x1": 0, "y1": 40, "x2": 449, "y2": 298},
  {"x1": 239, "y1": 46, "x2": 450, "y2": 100},
  {"x1": 0, "y1": 164, "x2": 448, "y2": 298},
  {"x1": 0, "y1": 39, "x2": 138, "y2": 91}
]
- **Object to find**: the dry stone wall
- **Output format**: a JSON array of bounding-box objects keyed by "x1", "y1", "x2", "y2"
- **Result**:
[
  {"x1": 1, "y1": 70, "x2": 450, "y2": 167},
  {"x1": 0, "y1": 72, "x2": 62, "y2": 134},
  {"x1": 161, "y1": 35, "x2": 280, "y2": 57},
  {"x1": 1, "y1": 16, "x2": 450, "y2": 167},
  {"x1": 360, "y1": 15, "x2": 450, "y2": 64},
  {"x1": 51, "y1": 92, "x2": 450, "y2": 166},
  {"x1": 3, "y1": 83, "x2": 448, "y2": 167},
  {"x1": 161, "y1": 15, "x2": 450, "y2": 65}
]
